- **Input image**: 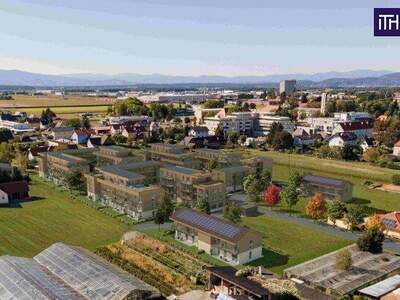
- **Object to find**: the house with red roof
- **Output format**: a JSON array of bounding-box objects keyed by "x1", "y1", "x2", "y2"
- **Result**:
[
  {"x1": 380, "y1": 211, "x2": 400, "y2": 240},
  {"x1": 332, "y1": 120, "x2": 373, "y2": 141},
  {"x1": 0, "y1": 180, "x2": 30, "y2": 205},
  {"x1": 393, "y1": 140, "x2": 400, "y2": 157}
]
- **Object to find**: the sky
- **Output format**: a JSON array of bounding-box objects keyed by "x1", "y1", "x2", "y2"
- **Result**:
[{"x1": 1, "y1": 0, "x2": 400, "y2": 76}]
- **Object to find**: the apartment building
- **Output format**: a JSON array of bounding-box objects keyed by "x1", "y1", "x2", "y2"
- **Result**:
[
  {"x1": 160, "y1": 165, "x2": 225, "y2": 211},
  {"x1": 95, "y1": 145, "x2": 140, "y2": 165},
  {"x1": 279, "y1": 80, "x2": 296, "y2": 95},
  {"x1": 203, "y1": 111, "x2": 293, "y2": 137},
  {"x1": 254, "y1": 112, "x2": 294, "y2": 136},
  {"x1": 171, "y1": 208, "x2": 263, "y2": 265},
  {"x1": 194, "y1": 148, "x2": 242, "y2": 167},
  {"x1": 302, "y1": 174, "x2": 353, "y2": 202},
  {"x1": 145, "y1": 143, "x2": 199, "y2": 167},
  {"x1": 38, "y1": 150, "x2": 91, "y2": 184},
  {"x1": 86, "y1": 165, "x2": 163, "y2": 220}
]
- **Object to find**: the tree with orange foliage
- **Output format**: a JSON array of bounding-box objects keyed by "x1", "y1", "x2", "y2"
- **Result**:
[
  {"x1": 305, "y1": 192, "x2": 326, "y2": 220},
  {"x1": 366, "y1": 214, "x2": 385, "y2": 231},
  {"x1": 264, "y1": 184, "x2": 280, "y2": 207}
]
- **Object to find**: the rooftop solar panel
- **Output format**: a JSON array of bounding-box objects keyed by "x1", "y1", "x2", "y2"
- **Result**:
[
  {"x1": 175, "y1": 208, "x2": 243, "y2": 240},
  {"x1": 382, "y1": 218, "x2": 397, "y2": 229}
]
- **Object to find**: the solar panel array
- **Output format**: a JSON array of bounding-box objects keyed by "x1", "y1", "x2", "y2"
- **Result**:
[
  {"x1": 382, "y1": 218, "x2": 397, "y2": 229},
  {"x1": 177, "y1": 209, "x2": 242, "y2": 239}
]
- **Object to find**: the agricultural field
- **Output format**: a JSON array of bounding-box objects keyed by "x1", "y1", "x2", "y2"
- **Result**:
[
  {"x1": 244, "y1": 149, "x2": 400, "y2": 213},
  {"x1": 0, "y1": 94, "x2": 115, "y2": 120},
  {"x1": 0, "y1": 175, "x2": 130, "y2": 257},
  {"x1": 0, "y1": 94, "x2": 117, "y2": 108},
  {"x1": 242, "y1": 215, "x2": 351, "y2": 274}
]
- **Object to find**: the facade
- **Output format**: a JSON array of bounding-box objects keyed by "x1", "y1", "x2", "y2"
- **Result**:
[
  {"x1": 302, "y1": 174, "x2": 353, "y2": 202},
  {"x1": 49, "y1": 127, "x2": 75, "y2": 140},
  {"x1": 393, "y1": 140, "x2": 400, "y2": 156},
  {"x1": 203, "y1": 111, "x2": 294, "y2": 137},
  {"x1": 86, "y1": 166, "x2": 163, "y2": 220},
  {"x1": 327, "y1": 132, "x2": 358, "y2": 148},
  {"x1": 189, "y1": 126, "x2": 209, "y2": 138},
  {"x1": 279, "y1": 80, "x2": 296, "y2": 95},
  {"x1": 160, "y1": 165, "x2": 225, "y2": 211},
  {"x1": 95, "y1": 145, "x2": 140, "y2": 165},
  {"x1": 332, "y1": 120, "x2": 373, "y2": 141},
  {"x1": 145, "y1": 143, "x2": 198, "y2": 167},
  {"x1": 0, "y1": 181, "x2": 30, "y2": 205},
  {"x1": 254, "y1": 113, "x2": 294, "y2": 136},
  {"x1": 37, "y1": 150, "x2": 91, "y2": 184},
  {"x1": 171, "y1": 208, "x2": 263, "y2": 265}
]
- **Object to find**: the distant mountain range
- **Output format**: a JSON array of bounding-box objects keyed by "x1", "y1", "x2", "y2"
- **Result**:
[{"x1": 0, "y1": 69, "x2": 399, "y2": 87}]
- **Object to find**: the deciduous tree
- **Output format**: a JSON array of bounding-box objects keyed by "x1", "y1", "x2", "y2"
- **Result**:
[
  {"x1": 223, "y1": 203, "x2": 242, "y2": 224},
  {"x1": 305, "y1": 193, "x2": 326, "y2": 220},
  {"x1": 264, "y1": 184, "x2": 280, "y2": 207}
]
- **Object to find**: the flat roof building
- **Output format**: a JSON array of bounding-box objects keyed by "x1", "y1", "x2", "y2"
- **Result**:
[{"x1": 302, "y1": 174, "x2": 353, "y2": 202}]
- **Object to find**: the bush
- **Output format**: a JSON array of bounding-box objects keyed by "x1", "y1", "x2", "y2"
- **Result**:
[
  {"x1": 335, "y1": 249, "x2": 352, "y2": 271},
  {"x1": 357, "y1": 228, "x2": 385, "y2": 254},
  {"x1": 392, "y1": 175, "x2": 400, "y2": 186}
]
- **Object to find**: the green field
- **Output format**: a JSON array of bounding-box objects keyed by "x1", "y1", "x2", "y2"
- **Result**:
[
  {"x1": 0, "y1": 175, "x2": 130, "y2": 257},
  {"x1": 245, "y1": 150, "x2": 400, "y2": 213},
  {"x1": 242, "y1": 215, "x2": 351, "y2": 274},
  {"x1": 11, "y1": 105, "x2": 110, "y2": 115}
]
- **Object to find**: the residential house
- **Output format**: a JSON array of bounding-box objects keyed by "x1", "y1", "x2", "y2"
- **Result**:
[
  {"x1": 48, "y1": 127, "x2": 74, "y2": 140},
  {"x1": 380, "y1": 211, "x2": 400, "y2": 240},
  {"x1": 360, "y1": 137, "x2": 374, "y2": 153},
  {"x1": 0, "y1": 181, "x2": 30, "y2": 205},
  {"x1": 302, "y1": 174, "x2": 353, "y2": 202},
  {"x1": 28, "y1": 145, "x2": 48, "y2": 161},
  {"x1": 189, "y1": 126, "x2": 209, "y2": 138},
  {"x1": 327, "y1": 132, "x2": 358, "y2": 148},
  {"x1": 171, "y1": 208, "x2": 263, "y2": 265},
  {"x1": 86, "y1": 135, "x2": 112, "y2": 148},
  {"x1": 71, "y1": 128, "x2": 92, "y2": 144},
  {"x1": 332, "y1": 120, "x2": 373, "y2": 141},
  {"x1": 393, "y1": 140, "x2": 400, "y2": 157}
]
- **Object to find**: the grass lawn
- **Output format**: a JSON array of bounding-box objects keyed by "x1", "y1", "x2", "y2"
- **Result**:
[
  {"x1": 240, "y1": 149, "x2": 400, "y2": 213},
  {"x1": 142, "y1": 227, "x2": 229, "y2": 267},
  {"x1": 242, "y1": 215, "x2": 351, "y2": 274},
  {"x1": 0, "y1": 175, "x2": 130, "y2": 257}
]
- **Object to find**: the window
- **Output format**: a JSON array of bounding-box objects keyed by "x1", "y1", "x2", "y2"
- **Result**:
[{"x1": 249, "y1": 251, "x2": 252, "y2": 259}]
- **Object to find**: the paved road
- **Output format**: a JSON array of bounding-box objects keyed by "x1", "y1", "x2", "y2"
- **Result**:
[{"x1": 258, "y1": 206, "x2": 400, "y2": 254}]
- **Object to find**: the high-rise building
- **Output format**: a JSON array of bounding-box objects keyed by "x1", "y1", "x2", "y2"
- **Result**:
[
  {"x1": 279, "y1": 80, "x2": 296, "y2": 96},
  {"x1": 321, "y1": 92, "x2": 328, "y2": 115}
]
